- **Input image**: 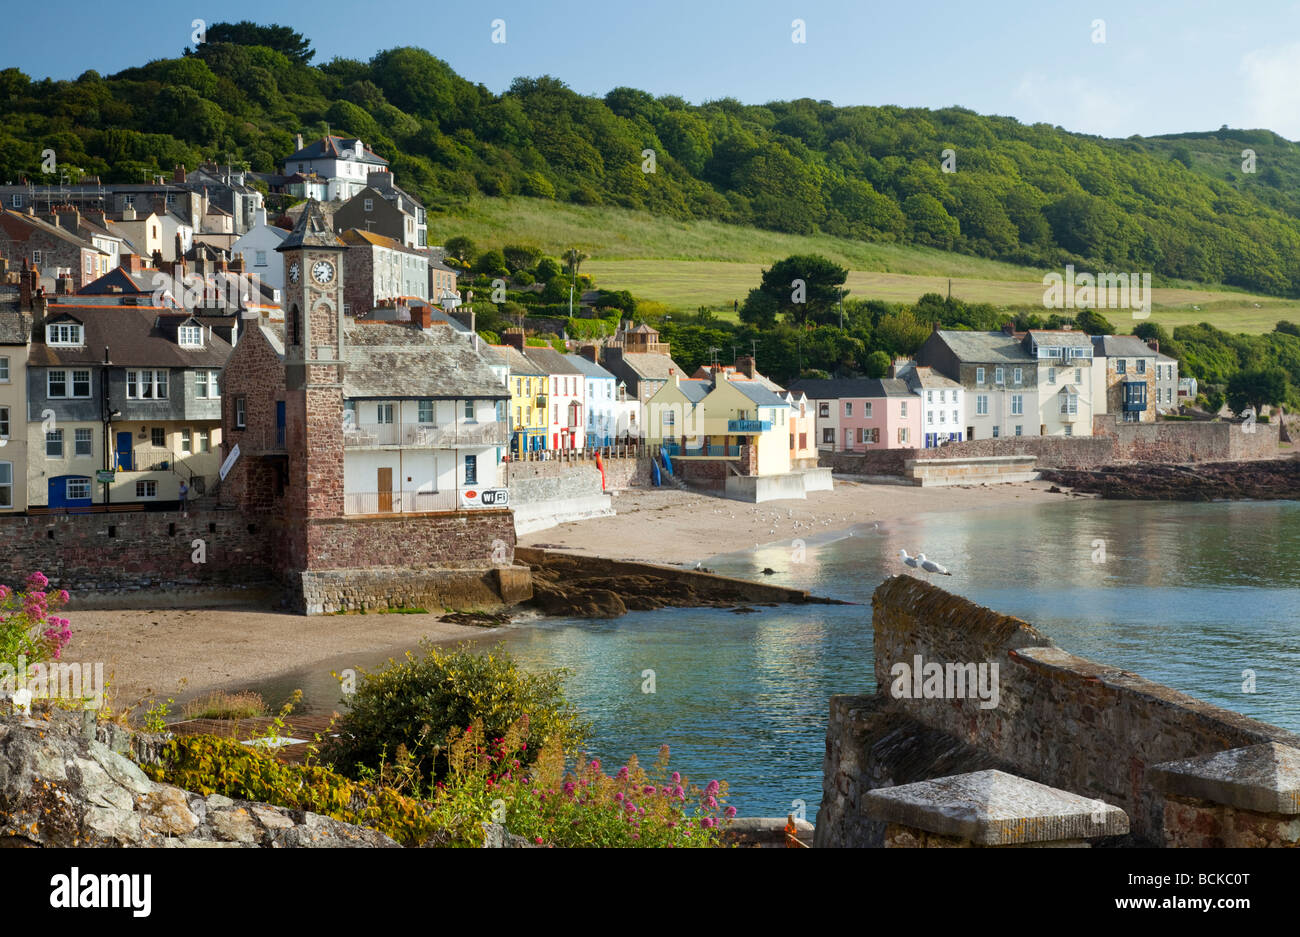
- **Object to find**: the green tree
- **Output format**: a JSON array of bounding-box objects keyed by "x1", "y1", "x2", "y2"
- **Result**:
[
  {"x1": 1226, "y1": 366, "x2": 1289, "y2": 416},
  {"x1": 536, "y1": 257, "x2": 562, "y2": 281},
  {"x1": 864, "y1": 350, "x2": 892, "y2": 378},
  {"x1": 473, "y1": 249, "x2": 508, "y2": 277},
  {"x1": 1074, "y1": 309, "x2": 1115, "y2": 335},
  {"x1": 202, "y1": 22, "x2": 315, "y2": 64},
  {"x1": 749, "y1": 254, "x2": 849, "y2": 328},
  {"x1": 502, "y1": 244, "x2": 542, "y2": 273},
  {"x1": 443, "y1": 236, "x2": 476, "y2": 266}
]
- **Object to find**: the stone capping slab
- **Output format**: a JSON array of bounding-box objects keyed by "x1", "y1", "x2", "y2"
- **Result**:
[
  {"x1": 1149, "y1": 743, "x2": 1300, "y2": 815},
  {"x1": 904, "y1": 455, "x2": 1039, "y2": 467},
  {"x1": 863, "y1": 769, "x2": 1129, "y2": 844}
]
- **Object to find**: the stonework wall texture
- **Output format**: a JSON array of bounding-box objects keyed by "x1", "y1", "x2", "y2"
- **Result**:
[
  {"x1": 504, "y1": 456, "x2": 650, "y2": 491},
  {"x1": 817, "y1": 576, "x2": 1300, "y2": 847},
  {"x1": 303, "y1": 509, "x2": 514, "y2": 572}
]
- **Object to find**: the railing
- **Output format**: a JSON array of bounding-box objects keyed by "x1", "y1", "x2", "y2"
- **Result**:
[
  {"x1": 344, "y1": 421, "x2": 509, "y2": 448},
  {"x1": 343, "y1": 489, "x2": 461, "y2": 515},
  {"x1": 232, "y1": 427, "x2": 288, "y2": 453},
  {"x1": 661, "y1": 442, "x2": 741, "y2": 457},
  {"x1": 508, "y1": 443, "x2": 646, "y2": 462},
  {"x1": 728, "y1": 419, "x2": 772, "y2": 433}
]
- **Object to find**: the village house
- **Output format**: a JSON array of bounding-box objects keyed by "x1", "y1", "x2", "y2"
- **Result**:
[
  {"x1": 428, "y1": 251, "x2": 460, "y2": 309},
  {"x1": 891, "y1": 362, "x2": 966, "y2": 447},
  {"x1": 916, "y1": 328, "x2": 1039, "y2": 440},
  {"x1": 282, "y1": 135, "x2": 390, "y2": 202},
  {"x1": 490, "y1": 341, "x2": 549, "y2": 454},
  {"x1": 1091, "y1": 334, "x2": 1158, "y2": 423},
  {"x1": 1154, "y1": 348, "x2": 1180, "y2": 413},
  {"x1": 332, "y1": 173, "x2": 427, "y2": 249},
  {"x1": 567, "y1": 350, "x2": 620, "y2": 447},
  {"x1": 0, "y1": 304, "x2": 31, "y2": 513},
  {"x1": 516, "y1": 340, "x2": 585, "y2": 450},
  {"x1": 231, "y1": 208, "x2": 290, "y2": 293},
  {"x1": 784, "y1": 389, "x2": 818, "y2": 467},
  {"x1": 340, "y1": 229, "x2": 429, "y2": 316},
  {"x1": 787, "y1": 378, "x2": 920, "y2": 452},
  {"x1": 1023, "y1": 329, "x2": 1096, "y2": 437},
  {"x1": 0, "y1": 209, "x2": 111, "y2": 292}
]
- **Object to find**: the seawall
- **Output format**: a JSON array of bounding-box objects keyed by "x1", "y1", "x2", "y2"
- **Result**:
[{"x1": 817, "y1": 575, "x2": 1300, "y2": 847}]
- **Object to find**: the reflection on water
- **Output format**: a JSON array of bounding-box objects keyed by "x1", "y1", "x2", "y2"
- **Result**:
[{"x1": 246, "y1": 498, "x2": 1300, "y2": 820}]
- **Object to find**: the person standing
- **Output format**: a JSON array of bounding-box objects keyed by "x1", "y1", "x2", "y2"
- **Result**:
[{"x1": 178, "y1": 480, "x2": 189, "y2": 517}]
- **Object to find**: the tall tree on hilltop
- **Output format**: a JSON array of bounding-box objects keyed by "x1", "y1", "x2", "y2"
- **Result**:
[{"x1": 201, "y1": 22, "x2": 315, "y2": 64}]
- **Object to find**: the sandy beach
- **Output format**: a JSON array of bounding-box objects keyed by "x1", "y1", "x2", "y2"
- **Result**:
[
  {"x1": 66, "y1": 478, "x2": 1064, "y2": 709},
  {"x1": 518, "y1": 477, "x2": 1064, "y2": 565}
]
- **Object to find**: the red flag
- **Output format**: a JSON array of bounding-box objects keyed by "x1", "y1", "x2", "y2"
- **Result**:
[{"x1": 595, "y1": 451, "x2": 606, "y2": 490}]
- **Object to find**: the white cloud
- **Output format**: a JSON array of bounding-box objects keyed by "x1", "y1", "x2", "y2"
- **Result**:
[{"x1": 1239, "y1": 43, "x2": 1300, "y2": 139}]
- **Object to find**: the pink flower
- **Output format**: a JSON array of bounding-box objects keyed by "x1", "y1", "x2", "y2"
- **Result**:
[
  {"x1": 724, "y1": 806, "x2": 737, "y2": 819},
  {"x1": 589, "y1": 758, "x2": 600, "y2": 773},
  {"x1": 26, "y1": 572, "x2": 48, "y2": 590},
  {"x1": 614, "y1": 792, "x2": 624, "y2": 801},
  {"x1": 643, "y1": 785, "x2": 655, "y2": 795},
  {"x1": 616, "y1": 766, "x2": 629, "y2": 780},
  {"x1": 0, "y1": 584, "x2": 11, "y2": 600},
  {"x1": 670, "y1": 771, "x2": 681, "y2": 783},
  {"x1": 705, "y1": 780, "x2": 720, "y2": 797},
  {"x1": 56, "y1": 590, "x2": 69, "y2": 604}
]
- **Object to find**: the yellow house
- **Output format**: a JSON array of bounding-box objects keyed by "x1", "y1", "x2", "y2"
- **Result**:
[
  {"x1": 647, "y1": 372, "x2": 793, "y2": 476},
  {"x1": 0, "y1": 309, "x2": 30, "y2": 512},
  {"x1": 490, "y1": 343, "x2": 548, "y2": 454}
]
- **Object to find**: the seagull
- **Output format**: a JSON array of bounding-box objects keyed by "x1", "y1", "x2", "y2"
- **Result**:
[
  {"x1": 899, "y1": 549, "x2": 920, "y2": 569},
  {"x1": 917, "y1": 553, "x2": 952, "y2": 576}
]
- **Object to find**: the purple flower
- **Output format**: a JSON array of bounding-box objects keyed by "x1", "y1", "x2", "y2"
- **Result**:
[
  {"x1": 724, "y1": 806, "x2": 737, "y2": 819},
  {"x1": 26, "y1": 572, "x2": 48, "y2": 591},
  {"x1": 642, "y1": 785, "x2": 655, "y2": 795},
  {"x1": 616, "y1": 766, "x2": 629, "y2": 780},
  {"x1": 56, "y1": 590, "x2": 70, "y2": 604},
  {"x1": 705, "y1": 795, "x2": 718, "y2": 810},
  {"x1": 670, "y1": 771, "x2": 681, "y2": 783},
  {"x1": 705, "y1": 780, "x2": 720, "y2": 797},
  {"x1": 673, "y1": 786, "x2": 685, "y2": 801},
  {"x1": 614, "y1": 792, "x2": 624, "y2": 802},
  {"x1": 589, "y1": 758, "x2": 601, "y2": 773}
]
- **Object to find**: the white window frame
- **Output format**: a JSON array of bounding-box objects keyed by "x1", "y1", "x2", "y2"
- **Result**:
[
  {"x1": 1011, "y1": 394, "x2": 1024, "y2": 416},
  {"x1": 197, "y1": 429, "x2": 210, "y2": 453},
  {"x1": 127, "y1": 370, "x2": 168, "y2": 399},
  {"x1": 46, "y1": 323, "x2": 83, "y2": 345},
  {"x1": 74, "y1": 428, "x2": 92, "y2": 457},
  {"x1": 976, "y1": 395, "x2": 989, "y2": 416},
  {"x1": 0, "y1": 356, "x2": 8, "y2": 382},
  {"x1": 0, "y1": 407, "x2": 7, "y2": 439},
  {"x1": 994, "y1": 367, "x2": 1004, "y2": 385},
  {"x1": 46, "y1": 429, "x2": 63, "y2": 458},
  {"x1": 0, "y1": 461, "x2": 11, "y2": 508},
  {"x1": 844, "y1": 401, "x2": 852, "y2": 417},
  {"x1": 975, "y1": 367, "x2": 985, "y2": 385},
  {"x1": 67, "y1": 477, "x2": 91, "y2": 501},
  {"x1": 135, "y1": 480, "x2": 158, "y2": 499},
  {"x1": 178, "y1": 325, "x2": 204, "y2": 347},
  {"x1": 1013, "y1": 368, "x2": 1022, "y2": 385},
  {"x1": 180, "y1": 429, "x2": 192, "y2": 454}
]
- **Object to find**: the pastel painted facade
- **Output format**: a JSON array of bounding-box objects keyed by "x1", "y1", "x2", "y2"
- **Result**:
[
  {"x1": 491, "y1": 342, "x2": 549, "y2": 453},
  {"x1": 567, "y1": 351, "x2": 619, "y2": 447},
  {"x1": 787, "y1": 378, "x2": 922, "y2": 451},
  {"x1": 647, "y1": 371, "x2": 793, "y2": 476},
  {"x1": 0, "y1": 308, "x2": 30, "y2": 512},
  {"x1": 1025, "y1": 330, "x2": 1096, "y2": 437},
  {"x1": 893, "y1": 363, "x2": 965, "y2": 448},
  {"x1": 1091, "y1": 335, "x2": 1158, "y2": 423},
  {"x1": 232, "y1": 209, "x2": 289, "y2": 293}
]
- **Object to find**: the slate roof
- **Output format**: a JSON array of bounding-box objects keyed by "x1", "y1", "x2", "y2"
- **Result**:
[
  {"x1": 522, "y1": 346, "x2": 583, "y2": 376},
  {"x1": 907, "y1": 366, "x2": 961, "y2": 389},
  {"x1": 287, "y1": 136, "x2": 389, "y2": 166},
  {"x1": 1027, "y1": 329, "x2": 1094, "y2": 347},
  {"x1": 27, "y1": 306, "x2": 233, "y2": 368},
  {"x1": 677, "y1": 379, "x2": 711, "y2": 404},
  {"x1": 341, "y1": 322, "x2": 507, "y2": 400},
  {"x1": 0, "y1": 310, "x2": 30, "y2": 345},
  {"x1": 0, "y1": 209, "x2": 106, "y2": 253},
  {"x1": 730, "y1": 378, "x2": 794, "y2": 409},
  {"x1": 565, "y1": 354, "x2": 616, "y2": 380},
  {"x1": 489, "y1": 344, "x2": 547, "y2": 377},
  {"x1": 787, "y1": 378, "x2": 879, "y2": 399},
  {"x1": 278, "y1": 200, "x2": 345, "y2": 251},
  {"x1": 1091, "y1": 335, "x2": 1157, "y2": 358},
  {"x1": 934, "y1": 330, "x2": 1034, "y2": 364},
  {"x1": 78, "y1": 266, "x2": 163, "y2": 295}
]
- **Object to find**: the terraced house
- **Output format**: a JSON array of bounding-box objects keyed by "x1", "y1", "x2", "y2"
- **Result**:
[
  {"x1": 917, "y1": 328, "x2": 1038, "y2": 440},
  {"x1": 23, "y1": 292, "x2": 229, "y2": 509},
  {"x1": 1091, "y1": 334, "x2": 1158, "y2": 424},
  {"x1": 0, "y1": 306, "x2": 31, "y2": 513}
]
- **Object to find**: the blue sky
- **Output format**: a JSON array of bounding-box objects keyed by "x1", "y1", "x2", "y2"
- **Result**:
[{"x1": 6, "y1": 0, "x2": 1300, "y2": 139}]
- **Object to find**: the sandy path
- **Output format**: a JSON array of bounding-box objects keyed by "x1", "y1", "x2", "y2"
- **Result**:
[
  {"x1": 519, "y1": 477, "x2": 1064, "y2": 565},
  {"x1": 64, "y1": 478, "x2": 1066, "y2": 710}
]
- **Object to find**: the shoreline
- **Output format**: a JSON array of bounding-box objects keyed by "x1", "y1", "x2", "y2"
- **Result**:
[{"x1": 66, "y1": 478, "x2": 1063, "y2": 709}]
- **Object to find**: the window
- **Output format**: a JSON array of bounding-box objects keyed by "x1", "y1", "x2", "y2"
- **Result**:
[
  {"x1": 1064, "y1": 424, "x2": 1073, "y2": 436},
  {"x1": 464, "y1": 454, "x2": 478, "y2": 485},
  {"x1": 939, "y1": 410, "x2": 946, "y2": 424},
  {"x1": 234, "y1": 397, "x2": 247, "y2": 428},
  {"x1": 1013, "y1": 368, "x2": 1022, "y2": 385},
  {"x1": 553, "y1": 404, "x2": 559, "y2": 423},
  {"x1": 976, "y1": 395, "x2": 989, "y2": 416},
  {"x1": 377, "y1": 403, "x2": 394, "y2": 424},
  {"x1": 178, "y1": 325, "x2": 203, "y2": 347},
  {"x1": 48, "y1": 371, "x2": 67, "y2": 398},
  {"x1": 926, "y1": 391, "x2": 933, "y2": 403},
  {"x1": 46, "y1": 429, "x2": 63, "y2": 458},
  {"x1": 67, "y1": 478, "x2": 91, "y2": 501},
  {"x1": 418, "y1": 400, "x2": 434, "y2": 423},
  {"x1": 0, "y1": 356, "x2": 7, "y2": 381},
  {"x1": 197, "y1": 430, "x2": 210, "y2": 453},
  {"x1": 994, "y1": 367, "x2": 1004, "y2": 384},
  {"x1": 195, "y1": 370, "x2": 220, "y2": 398},
  {"x1": 135, "y1": 480, "x2": 157, "y2": 499},
  {"x1": 46, "y1": 323, "x2": 83, "y2": 345},
  {"x1": 822, "y1": 428, "x2": 835, "y2": 444},
  {"x1": 976, "y1": 367, "x2": 985, "y2": 385},
  {"x1": 32, "y1": 250, "x2": 42, "y2": 265},
  {"x1": 1048, "y1": 367, "x2": 1056, "y2": 385},
  {"x1": 1014, "y1": 425, "x2": 1023, "y2": 436},
  {"x1": 952, "y1": 410, "x2": 958, "y2": 423},
  {"x1": 73, "y1": 370, "x2": 91, "y2": 397},
  {"x1": 254, "y1": 250, "x2": 267, "y2": 267},
  {"x1": 0, "y1": 408, "x2": 6, "y2": 440},
  {"x1": 180, "y1": 429, "x2": 192, "y2": 454},
  {"x1": 1116, "y1": 359, "x2": 1126, "y2": 374},
  {"x1": 900, "y1": 401, "x2": 908, "y2": 417},
  {"x1": 0, "y1": 462, "x2": 10, "y2": 508},
  {"x1": 464, "y1": 400, "x2": 475, "y2": 420},
  {"x1": 151, "y1": 428, "x2": 165, "y2": 448},
  {"x1": 1060, "y1": 394, "x2": 1078, "y2": 415},
  {"x1": 992, "y1": 426, "x2": 1000, "y2": 437},
  {"x1": 364, "y1": 199, "x2": 374, "y2": 212},
  {"x1": 927, "y1": 411, "x2": 934, "y2": 424},
  {"x1": 844, "y1": 402, "x2": 852, "y2": 417},
  {"x1": 1011, "y1": 395, "x2": 1024, "y2": 416},
  {"x1": 1137, "y1": 359, "x2": 1147, "y2": 374},
  {"x1": 127, "y1": 370, "x2": 167, "y2": 399},
  {"x1": 1075, "y1": 368, "x2": 1082, "y2": 384},
  {"x1": 9, "y1": 194, "x2": 20, "y2": 208},
  {"x1": 124, "y1": 195, "x2": 135, "y2": 208},
  {"x1": 898, "y1": 427, "x2": 909, "y2": 444},
  {"x1": 74, "y1": 428, "x2": 92, "y2": 456}
]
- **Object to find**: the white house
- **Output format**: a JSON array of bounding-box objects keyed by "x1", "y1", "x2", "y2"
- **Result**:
[
  {"x1": 567, "y1": 352, "x2": 619, "y2": 447},
  {"x1": 894, "y1": 361, "x2": 965, "y2": 447},
  {"x1": 231, "y1": 208, "x2": 289, "y2": 293},
  {"x1": 283, "y1": 136, "x2": 391, "y2": 202}
]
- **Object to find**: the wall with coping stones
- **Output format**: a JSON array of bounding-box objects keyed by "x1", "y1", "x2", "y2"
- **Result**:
[
  {"x1": 823, "y1": 420, "x2": 1278, "y2": 477},
  {"x1": 817, "y1": 575, "x2": 1300, "y2": 847},
  {"x1": 505, "y1": 456, "x2": 651, "y2": 492}
]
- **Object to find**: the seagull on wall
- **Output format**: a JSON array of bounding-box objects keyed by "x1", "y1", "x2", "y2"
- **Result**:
[
  {"x1": 916, "y1": 553, "x2": 952, "y2": 576},
  {"x1": 899, "y1": 549, "x2": 920, "y2": 569}
]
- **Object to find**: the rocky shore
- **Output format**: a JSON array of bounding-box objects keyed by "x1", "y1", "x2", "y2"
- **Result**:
[
  {"x1": 1041, "y1": 456, "x2": 1300, "y2": 501},
  {"x1": 516, "y1": 546, "x2": 844, "y2": 618}
]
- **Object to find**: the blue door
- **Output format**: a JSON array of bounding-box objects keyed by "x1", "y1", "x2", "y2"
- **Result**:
[
  {"x1": 48, "y1": 476, "x2": 92, "y2": 510},
  {"x1": 116, "y1": 431, "x2": 133, "y2": 470},
  {"x1": 276, "y1": 401, "x2": 286, "y2": 447}
]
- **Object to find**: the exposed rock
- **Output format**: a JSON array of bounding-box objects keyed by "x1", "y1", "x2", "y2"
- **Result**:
[
  {"x1": 0, "y1": 704, "x2": 398, "y2": 848},
  {"x1": 1041, "y1": 457, "x2": 1300, "y2": 501}
]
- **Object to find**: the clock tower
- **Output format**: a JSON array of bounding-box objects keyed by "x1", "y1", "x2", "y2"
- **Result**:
[{"x1": 276, "y1": 199, "x2": 348, "y2": 531}]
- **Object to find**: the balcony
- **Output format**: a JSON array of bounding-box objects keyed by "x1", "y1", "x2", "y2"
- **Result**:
[
  {"x1": 662, "y1": 442, "x2": 741, "y2": 458},
  {"x1": 728, "y1": 419, "x2": 773, "y2": 433},
  {"x1": 1122, "y1": 381, "x2": 1147, "y2": 412},
  {"x1": 343, "y1": 489, "x2": 462, "y2": 515},
  {"x1": 343, "y1": 421, "x2": 509, "y2": 449}
]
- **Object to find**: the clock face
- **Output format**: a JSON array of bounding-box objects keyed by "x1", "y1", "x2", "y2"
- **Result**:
[
  {"x1": 312, "y1": 260, "x2": 335, "y2": 285},
  {"x1": 288, "y1": 262, "x2": 299, "y2": 284}
]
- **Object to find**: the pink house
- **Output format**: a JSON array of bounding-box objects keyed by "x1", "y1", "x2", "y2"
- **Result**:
[{"x1": 788, "y1": 378, "x2": 922, "y2": 452}]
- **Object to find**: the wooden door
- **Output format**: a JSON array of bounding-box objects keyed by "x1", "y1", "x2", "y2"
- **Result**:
[{"x1": 377, "y1": 467, "x2": 393, "y2": 512}]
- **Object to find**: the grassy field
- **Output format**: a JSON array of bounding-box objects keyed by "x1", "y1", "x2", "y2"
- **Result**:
[{"x1": 428, "y1": 196, "x2": 1300, "y2": 334}]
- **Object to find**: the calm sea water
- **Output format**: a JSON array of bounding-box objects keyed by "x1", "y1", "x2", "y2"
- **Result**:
[{"x1": 251, "y1": 498, "x2": 1300, "y2": 819}]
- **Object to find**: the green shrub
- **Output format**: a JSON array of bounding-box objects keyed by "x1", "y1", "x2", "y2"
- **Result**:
[
  {"x1": 535, "y1": 257, "x2": 562, "y2": 281},
  {"x1": 513, "y1": 270, "x2": 534, "y2": 286},
  {"x1": 322, "y1": 642, "x2": 589, "y2": 784}
]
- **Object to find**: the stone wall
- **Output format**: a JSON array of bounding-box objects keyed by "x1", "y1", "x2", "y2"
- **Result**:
[
  {"x1": 824, "y1": 420, "x2": 1279, "y2": 478},
  {"x1": 817, "y1": 575, "x2": 1300, "y2": 847},
  {"x1": 0, "y1": 509, "x2": 275, "y2": 596},
  {"x1": 297, "y1": 565, "x2": 531, "y2": 615},
  {"x1": 504, "y1": 455, "x2": 650, "y2": 492},
  {"x1": 303, "y1": 509, "x2": 513, "y2": 572}
]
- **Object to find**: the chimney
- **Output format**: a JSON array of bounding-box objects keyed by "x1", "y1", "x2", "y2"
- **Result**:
[
  {"x1": 33, "y1": 290, "x2": 48, "y2": 327},
  {"x1": 121, "y1": 253, "x2": 143, "y2": 275},
  {"x1": 174, "y1": 164, "x2": 187, "y2": 183},
  {"x1": 411, "y1": 305, "x2": 432, "y2": 329},
  {"x1": 1061, "y1": 323, "x2": 1073, "y2": 332},
  {"x1": 55, "y1": 274, "x2": 73, "y2": 295},
  {"x1": 295, "y1": 133, "x2": 304, "y2": 152},
  {"x1": 735, "y1": 355, "x2": 756, "y2": 378},
  {"x1": 1001, "y1": 321, "x2": 1015, "y2": 336},
  {"x1": 580, "y1": 344, "x2": 598, "y2": 363},
  {"x1": 122, "y1": 206, "x2": 136, "y2": 221},
  {"x1": 19, "y1": 259, "x2": 37, "y2": 310},
  {"x1": 503, "y1": 328, "x2": 525, "y2": 351},
  {"x1": 1146, "y1": 339, "x2": 1160, "y2": 354}
]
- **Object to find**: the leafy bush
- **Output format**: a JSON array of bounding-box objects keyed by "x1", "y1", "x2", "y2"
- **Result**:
[
  {"x1": 512, "y1": 270, "x2": 534, "y2": 286},
  {"x1": 0, "y1": 572, "x2": 71, "y2": 668},
  {"x1": 322, "y1": 642, "x2": 589, "y2": 784},
  {"x1": 535, "y1": 257, "x2": 562, "y2": 281}
]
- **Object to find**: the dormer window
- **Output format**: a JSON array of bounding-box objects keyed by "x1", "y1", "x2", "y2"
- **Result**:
[
  {"x1": 47, "y1": 323, "x2": 83, "y2": 345},
  {"x1": 364, "y1": 199, "x2": 374, "y2": 212},
  {"x1": 178, "y1": 325, "x2": 204, "y2": 347}
]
